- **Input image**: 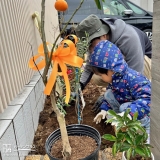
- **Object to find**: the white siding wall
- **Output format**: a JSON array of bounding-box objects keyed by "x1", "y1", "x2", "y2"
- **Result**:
[
  {"x1": 0, "y1": 0, "x2": 60, "y2": 159},
  {"x1": 0, "y1": 0, "x2": 60, "y2": 113}
]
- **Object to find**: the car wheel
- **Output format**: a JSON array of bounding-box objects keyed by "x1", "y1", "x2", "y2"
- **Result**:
[{"x1": 143, "y1": 29, "x2": 152, "y2": 43}]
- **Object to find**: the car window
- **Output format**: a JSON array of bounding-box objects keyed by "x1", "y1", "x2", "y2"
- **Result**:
[
  {"x1": 66, "y1": 0, "x2": 99, "y2": 15},
  {"x1": 126, "y1": 2, "x2": 145, "y2": 15},
  {"x1": 102, "y1": 0, "x2": 127, "y2": 15}
]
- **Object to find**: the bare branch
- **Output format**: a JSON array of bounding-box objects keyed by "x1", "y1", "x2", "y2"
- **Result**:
[
  {"x1": 28, "y1": 41, "x2": 43, "y2": 79},
  {"x1": 32, "y1": 12, "x2": 42, "y2": 39},
  {"x1": 41, "y1": 0, "x2": 50, "y2": 84},
  {"x1": 49, "y1": 0, "x2": 85, "y2": 63}
]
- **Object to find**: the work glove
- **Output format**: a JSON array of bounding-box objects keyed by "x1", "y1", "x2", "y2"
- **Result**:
[
  {"x1": 71, "y1": 82, "x2": 85, "y2": 99},
  {"x1": 92, "y1": 95, "x2": 104, "y2": 113},
  {"x1": 94, "y1": 110, "x2": 107, "y2": 124},
  {"x1": 109, "y1": 111, "x2": 132, "y2": 127},
  {"x1": 71, "y1": 92, "x2": 76, "y2": 98},
  {"x1": 71, "y1": 82, "x2": 84, "y2": 99}
]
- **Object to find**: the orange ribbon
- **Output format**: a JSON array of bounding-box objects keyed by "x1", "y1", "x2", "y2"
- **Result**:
[{"x1": 29, "y1": 35, "x2": 83, "y2": 104}]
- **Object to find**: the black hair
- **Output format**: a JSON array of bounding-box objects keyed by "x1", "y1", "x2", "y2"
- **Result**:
[
  {"x1": 91, "y1": 66, "x2": 108, "y2": 75},
  {"x1": 90, "y1": 36, "x2": 101, "y2": 44},
  {"x1": 89, "y1": 36, "x2": 101, "y2": 49}
]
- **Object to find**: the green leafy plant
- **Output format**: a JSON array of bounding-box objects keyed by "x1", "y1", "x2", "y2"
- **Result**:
[
  {"x1": 55, "y1": 35, "x2": 89, "y2": 121},
  {"x1": 94, "y1": 0, "x2": 105, "y2": 9},
  {"x1": 102, "y1": 109, "x2": 153, "y2": 160}
]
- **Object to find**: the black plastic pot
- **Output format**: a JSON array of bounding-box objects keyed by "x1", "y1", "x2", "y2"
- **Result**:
[{"x1": 45, "y1": 124, "x2": 101, "y2": 160}]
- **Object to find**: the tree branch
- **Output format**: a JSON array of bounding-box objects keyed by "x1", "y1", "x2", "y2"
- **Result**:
[
  {"x1": 41, "y1": 0, "x2": 49, "y2": 84},
  {"x1": 32, "y1": 12, "x2": 42, "y2": 39},
  {"x1": 49, "y1": 0, "x2": 85, "y2": 63},
  {"x1": 28, "y1": 41, "x2": 43, "y2": 79}
]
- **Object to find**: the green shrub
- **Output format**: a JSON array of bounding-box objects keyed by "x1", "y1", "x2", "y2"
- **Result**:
[{"x1": 102, "y1": 109, "x2": 153, "y2": 160}]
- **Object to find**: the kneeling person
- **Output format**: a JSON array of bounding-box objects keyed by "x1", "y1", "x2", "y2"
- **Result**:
[{"x1": 89, "y1": 40, "x2": 151, "y2": 136}]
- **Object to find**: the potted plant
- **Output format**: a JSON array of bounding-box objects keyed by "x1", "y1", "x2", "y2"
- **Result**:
[
  {"x1": 44, "y1": 34, "x2": 101, "y2": 160},
  {"x1": 102, "y1": 109, "x2": 154, "y2": 160},
  {"x1": 29, "y1": 0, "x2": 102, "y2": 159}
]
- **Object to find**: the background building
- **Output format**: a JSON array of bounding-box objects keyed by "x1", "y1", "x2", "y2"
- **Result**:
[{"x1": 130, "y1": 0, "x2": 153, "y2": 12}]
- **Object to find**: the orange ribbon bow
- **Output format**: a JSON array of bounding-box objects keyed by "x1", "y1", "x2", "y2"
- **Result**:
[{"x1": 29, "y1": 35, "x2": 83, "y2": 104}]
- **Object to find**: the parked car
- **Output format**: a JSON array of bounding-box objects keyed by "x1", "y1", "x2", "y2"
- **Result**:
[{"x1": 59, "y1": 0, "x2": 152, "y2": 42}]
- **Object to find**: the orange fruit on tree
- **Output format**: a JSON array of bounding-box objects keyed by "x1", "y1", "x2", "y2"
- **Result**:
[{"x1": 54, "y1": 0, "x2": 68, "y2": 12}]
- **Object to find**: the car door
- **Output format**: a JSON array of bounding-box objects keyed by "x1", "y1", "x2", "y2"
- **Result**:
[
  {"x1": 100, "y1": 0, "x2": 137, "y2": 26},
  {"x1": 124, "y1": 0, "x2": 152, "y2": 30}
]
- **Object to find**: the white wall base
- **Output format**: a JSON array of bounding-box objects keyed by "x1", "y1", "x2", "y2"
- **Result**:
[{"x1": 0, "y1": 73, "x2": 45, "y2": 160}]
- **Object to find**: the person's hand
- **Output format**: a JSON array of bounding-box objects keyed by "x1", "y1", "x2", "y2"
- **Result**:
[
  {"x1": 92, "y1": 95, "x2": 104, "y2": 113},
  {"x1": 94, "y1": 110, "x2": 107, "y2": 124}
]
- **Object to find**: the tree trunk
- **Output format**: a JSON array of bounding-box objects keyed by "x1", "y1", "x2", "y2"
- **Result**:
[{"x1": 50, "y1": 91, "x2": 71, "y2": 158}]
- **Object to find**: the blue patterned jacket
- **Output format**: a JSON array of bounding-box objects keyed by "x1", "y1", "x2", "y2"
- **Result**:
[{"x1": 89, "y1": 40, "x2": 151, "y2": 120}]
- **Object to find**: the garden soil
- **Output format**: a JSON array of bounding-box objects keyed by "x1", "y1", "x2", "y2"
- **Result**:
[{"x1": 31, "y1": 81, "x2": 123, "y2": 159}]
